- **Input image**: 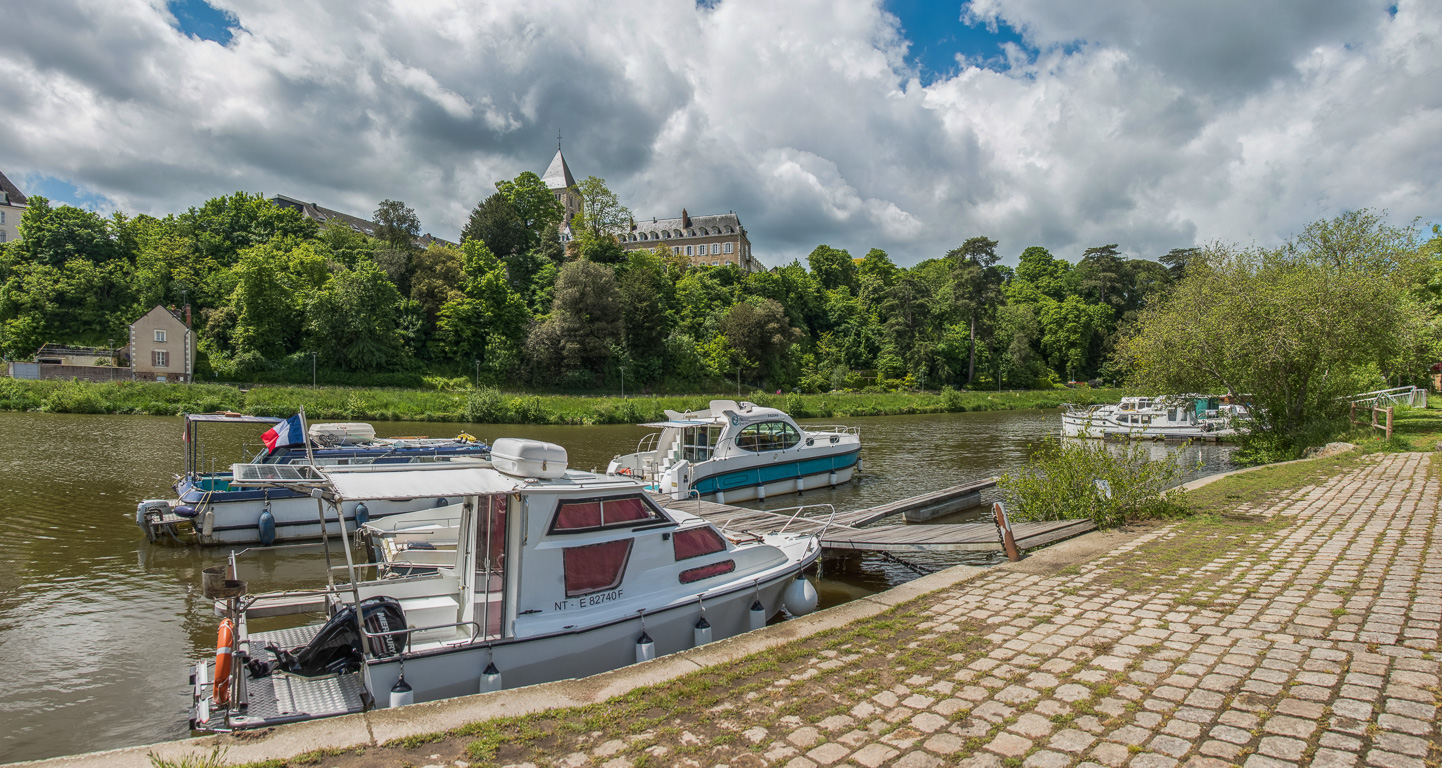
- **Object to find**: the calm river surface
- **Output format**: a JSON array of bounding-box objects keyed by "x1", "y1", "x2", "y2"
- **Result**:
[{"x1": 0, "y1": 408, "x2": 1235, "y2": 762}]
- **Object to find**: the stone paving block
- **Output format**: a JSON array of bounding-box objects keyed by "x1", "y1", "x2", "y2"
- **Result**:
[
  {"x1": 1024, "y1": 750, "x2": 1071, "y2": 768},
  {"x1": 921, "y1": 732, "x2": 964, "y2": 755},
  {"x1": 1008, "y1": 713, "x2": 1053, "y2": 739},
  {"x1": 1257, "y1": 735, "x2": 1307, "y2": 761},
  {"x1": 984, "y1": 732, "x2": 1031, "y2": 758},
  {"x1": 1263, "y1": 715, "x2": 1317, "y2": 739},
  {"x1": 893, "y1": 752, "x2": 945, "y2": 768},
  {"x1": 847, "y1": 743, "x2": 897, "y2": 768}
]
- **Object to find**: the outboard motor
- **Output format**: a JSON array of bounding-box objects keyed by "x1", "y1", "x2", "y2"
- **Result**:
[{"x1": 259, "y1": 597, "x2": 407, "y2": 677}]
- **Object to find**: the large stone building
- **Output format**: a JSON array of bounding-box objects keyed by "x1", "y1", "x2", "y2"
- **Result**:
[
  {"x1": 0, "y1": 170, "x2": 27, "y2": 245},
  {"x1": 537, "y1": 149, "x2": 762, "y2": 272},
  {"x1": 269, "y1": 195, "x2": 455, "y2": 248},
  {"x1": 622, "y1": 209, "x2": 762, "y2": 272}
]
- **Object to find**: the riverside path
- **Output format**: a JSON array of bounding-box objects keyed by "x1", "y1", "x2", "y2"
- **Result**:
[{"x1": 23, "y1": 452, "x2": 1438, "y2": 768}]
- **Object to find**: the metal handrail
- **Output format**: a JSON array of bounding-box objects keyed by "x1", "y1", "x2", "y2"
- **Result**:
[{"x1": 366, "y1": 620, "x2": 484, "y2": 655}]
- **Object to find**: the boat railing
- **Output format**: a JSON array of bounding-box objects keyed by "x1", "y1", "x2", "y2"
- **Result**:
[
  {"x1": 801, "y1": 424, "x2": 861, "y2": 436},
  {"x1": 367, "y1": 620, "x2": 485, "y2": 656},
  {"x1": 634, "y1": 431, "x2": 663, "y2": 456},
  {"x1": 1348, "y1": 385, "x2": 1427, "y2": 409}
]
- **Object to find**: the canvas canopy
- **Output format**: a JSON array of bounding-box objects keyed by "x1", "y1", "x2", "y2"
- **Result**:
[{"x1": 318, "y1": 463, "x2": 520, "y2": 502}]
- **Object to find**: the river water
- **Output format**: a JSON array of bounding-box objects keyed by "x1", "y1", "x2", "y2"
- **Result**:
[{"x1": 0, "y1": 409, "x2": 1235, "y2": 762}]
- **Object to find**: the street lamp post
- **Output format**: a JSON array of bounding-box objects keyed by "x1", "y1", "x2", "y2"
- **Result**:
[
  {"x1": 311, "y1": 352, "x2": 317, "y2": 387},
  {"x1": 474, "y1": 359, "x2": 480, "y2": 388}
]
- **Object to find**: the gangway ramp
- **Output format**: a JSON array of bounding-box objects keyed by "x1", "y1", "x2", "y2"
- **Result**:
[{"x1": 651, "y1": 479, "x2": 1095, "y2": 554}]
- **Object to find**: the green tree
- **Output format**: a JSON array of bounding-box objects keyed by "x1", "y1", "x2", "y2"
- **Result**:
[
  {"x1": 1117, "y1": 211, "x2": 1433, "y2": 453},
  {"x1": 462, "y1": 192, "x2": 528, "y2": 258},
  {"x1": 948, "y1": 236, "x2": 1004, "y2": 384},
  {"x1": 806, "y1": 245, "x2": 857, "y2": 293},
  {"x1": 305, "y1": 260, "x2": 409, "y2": 371},
  {"x1": 1076, "y1": 244, "x2": 1126, "y2": 307},
  {"x1": 436, "y1": 240, "x2": 531, "y2": 374},
  {"x1": 176, "y1": 192, "x2": 317, "y2": 267},
  {"x1": 617, "y1": 251, "x2": 673, "y2": 373},
  {"x1": 526, "y1": 260, "x2": 623, "y2": 383},
  {"x1": 495, "y1": 171, "x2": 564, "y2": 249},
  {"x1": 573, "y1": 176, "x2": 630, "y2": 242},
  {"x1": 720, "y1": 299, "x2": 801, "y2": 384}
]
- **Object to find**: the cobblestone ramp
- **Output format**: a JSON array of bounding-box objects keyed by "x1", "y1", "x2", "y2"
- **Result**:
[{"x1": 586, "y1": 453, "x2": 1438, "y2": 768}]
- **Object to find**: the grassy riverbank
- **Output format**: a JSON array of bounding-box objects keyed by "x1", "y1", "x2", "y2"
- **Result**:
[{"x1": 0, "y1": 378, "x2": 1126, "y2": 425}]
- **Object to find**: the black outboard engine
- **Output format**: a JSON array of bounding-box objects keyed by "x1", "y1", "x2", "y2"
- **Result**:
[{"x1": 260, "y1": 597, "x2": 407, "y2": 677}]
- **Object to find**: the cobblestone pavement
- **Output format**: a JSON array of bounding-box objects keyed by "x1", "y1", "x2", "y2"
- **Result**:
[{"x1": 360, "y1": 453, "x2": 1442, "y2": 768}]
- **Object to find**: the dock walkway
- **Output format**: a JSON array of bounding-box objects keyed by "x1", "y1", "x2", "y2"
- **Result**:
[{"x1": 651, "y1": 477, "x2": 1095, "y2": 554}]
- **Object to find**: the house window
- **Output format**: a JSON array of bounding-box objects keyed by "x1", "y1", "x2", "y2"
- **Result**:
[
  {"x1": 152, "y1": 350, "x2": 169, "y2": 368},
  {"x1": 712, "y1": 260, "x2": 719, "y2": 266},
  {"x1": 723, "y1": 242, "x2": 734, "y2": 254},
  {"x1": 711, "y1": 243, "x2": 720, "y2": 255},
  {"x1": 673, "y1": 526, "x2": 727, "y2": 560},
  {"x1": 0, "y1": 230, "x2": 5, "y2": 243},
  {"x1": 154, "y1": 330, "x2": 166, "y2": 342},
  {"x1": 685, "y1": 246, "x2": 693, "y2": 256},
  {"x1": 551, "y1": 495, "x2": 663, "y2": 533},
  {"x1": 563, "y1": 539, "x2": 633, "y2": 597},
  {"x1": 1, "y1": 211, "x2": 5, "y2": 224}
]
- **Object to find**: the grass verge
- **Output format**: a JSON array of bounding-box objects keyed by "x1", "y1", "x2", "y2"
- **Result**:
[{"x1": 0, "y1": 378, "x2": 1127, "y2": 424}]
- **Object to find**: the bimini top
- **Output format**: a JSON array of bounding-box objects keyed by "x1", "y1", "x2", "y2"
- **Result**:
[
  {"x1": 318, "y1": 462, "x2": 520, "y2": 501},
  {"x1": 186, "y1": 413, "x2": 283, "y2": 425},
  {"x1": 640, "y1": 400, "x2": 792, "y2": 428}
]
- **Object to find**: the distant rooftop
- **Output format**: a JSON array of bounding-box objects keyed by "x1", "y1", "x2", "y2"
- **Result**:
[
  {"x1": 0, "y1": 170, "x2": 27, "y2": 206},
  {"x1": 541, "y1": 149, "x2": 576, "y2": 190},
  {"x1": 270, "y1": 195, "x2": 455, "y2": 248}
]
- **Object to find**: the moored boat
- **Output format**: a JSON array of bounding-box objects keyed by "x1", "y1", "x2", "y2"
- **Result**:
[
  {"x1": 188, "y1": 438, "x2": 823, "y2": 732},
  {"x1": 136, "y1": 413, "x2": 490, "y2": 546},
  {"x1": 1061, "y1": 395, "x2": 1250, "y2": 439},
  {"x1": 606, "y1": 400, "x2": 861, "y2": 503}
]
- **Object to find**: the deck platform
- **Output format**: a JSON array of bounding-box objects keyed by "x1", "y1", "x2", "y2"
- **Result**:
[{"x1": 651, "y1": 480, "x2": 1094, "y2": 554}]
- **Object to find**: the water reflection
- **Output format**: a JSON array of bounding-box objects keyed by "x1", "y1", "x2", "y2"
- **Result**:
[{"x1": 0, "y1": 409, "x2": 1234, "y2": 762}]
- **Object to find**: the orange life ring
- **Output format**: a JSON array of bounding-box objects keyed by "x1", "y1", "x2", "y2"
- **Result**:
[
  {"x1": 214, "y1": 619, "x2": 235, "y2": 705},
  {"x1": 618, "y1": 467, "x2": 633, "y2": 476}
]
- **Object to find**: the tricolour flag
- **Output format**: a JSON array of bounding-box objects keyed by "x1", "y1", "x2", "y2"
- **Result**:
[{"x1": 261, "y1": 414, "x2": 305, "y2": 453}]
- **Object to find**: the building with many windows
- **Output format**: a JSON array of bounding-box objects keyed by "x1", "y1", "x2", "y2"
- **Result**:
[
  {"x1": 0, "y1": 170, "x2": 27, "y2": 245},
  {"x1": 621, "y1": 209, "x2": 762, "y2": 272},
  {"x1": 269, "y1": 195, "x2": 455, "y2": 248}
]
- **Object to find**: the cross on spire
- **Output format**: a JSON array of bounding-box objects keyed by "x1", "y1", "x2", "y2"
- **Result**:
[{"x1": 557, "y1": 130, "x2": 562, "y2": 151}]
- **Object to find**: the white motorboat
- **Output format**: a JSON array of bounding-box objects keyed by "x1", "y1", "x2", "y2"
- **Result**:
[
  {"x1": 1061, "y1": 395, "x2": 1250, "y2": 439},
  {"x1": 606, "y1": 400, "x2": 861, "y2": 503},
  {"x1": 189, "y1": 438, "x2": 824, "y2": 732},
  {"x1": 137, "y1": 413, "x2": 490, "y2": 546}
]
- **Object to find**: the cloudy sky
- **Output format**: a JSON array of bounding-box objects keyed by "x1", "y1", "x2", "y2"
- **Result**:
[{"x1": 1, "y1": 0, "x2": 1437, "y2": 267}]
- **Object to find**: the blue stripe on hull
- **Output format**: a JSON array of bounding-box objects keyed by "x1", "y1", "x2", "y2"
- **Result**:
[{"x1": 692, "y1": 449, "x2": 859, "y2": 496}]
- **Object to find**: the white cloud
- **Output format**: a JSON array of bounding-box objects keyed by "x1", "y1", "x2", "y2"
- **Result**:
[{"x1": 0, "y1": 0, "x2": 1436, "y2": 266}]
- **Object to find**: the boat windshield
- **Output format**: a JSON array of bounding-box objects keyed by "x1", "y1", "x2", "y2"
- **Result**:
[{"x1": 680, "y1": 426, "x2": 721, "y2": 463}]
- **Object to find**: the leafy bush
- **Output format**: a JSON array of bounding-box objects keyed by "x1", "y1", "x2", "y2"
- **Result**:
[
  {"x1": 464, "y1": 388, "x2": 508, "y2": 422},
  {"x1": 41, "y1": 381, "x2": 108, "y2": 414},
  {"x1": 998, "y1": 438, "x2": 1190, "y2": 529}
]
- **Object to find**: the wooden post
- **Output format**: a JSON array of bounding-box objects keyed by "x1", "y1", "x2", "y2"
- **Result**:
[
  {"x1": 993, "y1": 502, "x2": 1021, "y2": 562},
  {"x1": 1386, "y1": 406, "x2": 1393, "y2": 440},
  {"x1": 1350, "y1": 401, "x2": 1357, "y2": 425}
]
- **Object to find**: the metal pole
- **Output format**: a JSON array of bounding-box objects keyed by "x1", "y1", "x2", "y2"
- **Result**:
[
  {"x1": 311, "y1": 352, "x2": 317, "y2": 387},
  {"x1": 474, "y1": 359, "x2": 479, "y2": 388}
]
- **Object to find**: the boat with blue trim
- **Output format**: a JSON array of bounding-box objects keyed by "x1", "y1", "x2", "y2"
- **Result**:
[
  {"x1": 136, "y1": 413, "x2": 490, "y2": 546},
  {"x1": 605, "y1": 400, "x2": 861, "y2": 504}
]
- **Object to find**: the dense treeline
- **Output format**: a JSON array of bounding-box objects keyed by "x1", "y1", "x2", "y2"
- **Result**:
[{"x1": 0, "y1": 172, "x2": 1268, "y2": 391}]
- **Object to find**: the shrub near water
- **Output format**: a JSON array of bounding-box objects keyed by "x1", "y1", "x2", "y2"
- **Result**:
[{"x1": 999, "y1": 438, "x2": 1190, "y2": 529}]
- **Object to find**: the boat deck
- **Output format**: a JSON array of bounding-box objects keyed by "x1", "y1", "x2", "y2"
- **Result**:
[
  {"x1": 652, "y1": 480, "x2": 1095, "y2": 554},
  {"x1": 204, "y1": 624, "x2": 368, "y2": 730}
]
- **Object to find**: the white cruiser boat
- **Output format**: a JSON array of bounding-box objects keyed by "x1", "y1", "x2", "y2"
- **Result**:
[
  {"x1": 137, "y1": 413, "x2": 491, "y2": 546},
  {"x1": 189, "y1": 438, "x2": 823, "y2": 732},
  {"x1": 606, "y1": 400, "x2": 861, "y2": 504},
  {"x1": 1061, "y1": 396, "x2": 1250, "y2": 439}
]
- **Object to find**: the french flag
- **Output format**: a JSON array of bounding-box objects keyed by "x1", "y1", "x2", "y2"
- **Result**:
[{"x1": 261, "y1": 415, "x2": 305, "y2": 453}]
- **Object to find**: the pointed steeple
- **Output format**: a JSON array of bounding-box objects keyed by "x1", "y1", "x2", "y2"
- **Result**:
[{"x1": 541, "y1": 148, "x2": 576, "y2": 191}]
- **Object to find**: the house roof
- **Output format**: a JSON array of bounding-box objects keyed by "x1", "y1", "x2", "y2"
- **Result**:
[
  {"x1": 0, "y1": 170, "x2": 27, "y2": 206},
  {"x1": 541, "y1": 149, "x2": 576, "y2": 190},
  {"x1": 269, "y1": 195, "x2": 457, "y2": 248},
  {"x1": 631, "y1": 211, "x2": 744, "y2": 237}
]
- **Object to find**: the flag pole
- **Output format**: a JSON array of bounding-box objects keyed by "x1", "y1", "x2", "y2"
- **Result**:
[{"x1": 299, "y1": 406, "x2": 316, "y2": 467}]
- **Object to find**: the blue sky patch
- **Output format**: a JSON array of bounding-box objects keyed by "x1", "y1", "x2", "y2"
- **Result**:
[
  {"x1": 168, "y1": 0, "x2": 237, "y2": 45},
  {"x1": 884, "y1": 0, "x2": 1027, "y2": 81},
  {"x1": 24, "y1": 176, "x2": 115, "y2": 213}
]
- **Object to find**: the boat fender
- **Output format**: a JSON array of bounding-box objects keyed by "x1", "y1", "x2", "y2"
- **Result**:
[
  {"x1": 828, "y1": 471, "x2": 837, "y2": 487},
  {"x1": 796, "y1": 476, "x2": 805, "y2": 496},
  {"x1": 783, "y1": 575, "x2": 818, "y2": 617},
  {"x1": 214, "y1": 619, "x2": 235, "y2": 705},
  {"x1": 694, "y1": 616, "x2": 713, "y2": 647},
  {"x1": 479, "y1": 661, "x2": 502, "y2": 693},
  {"x1": 354, "y1": 503, "x2": 369, "y2": 527},
  {"x1": 258, "y1": 506, "x2": 276, "y2": 547},
  {"x1": 715, "y1": 490, "x2": 725, "y2": 505},
  {"x1": 202, "y1": 508, "x2": 215, "y2": 539},
  {"x1": 756, "y1": 484, "x2": 766, "y2": 501},
  {"x1": 748, "y1": 599, "x2": 768, "y2": 631},
  {"x1": 435, "y1": 497, "x2": 449, "y2": 508},
  {"x1": 389, "y1": 673, "x2": 414, "y2": 708},
  {"x1": 635, "y1": 631, "x2": 656, "y2": 663},
  {"x1": 174, "y1": 504, "x2": 199, "y2": 519}
]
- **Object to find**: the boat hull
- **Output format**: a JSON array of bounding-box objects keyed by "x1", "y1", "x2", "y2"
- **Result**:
[{"x1": 160, "y1": 484, "x2": 464, "y2": 545}]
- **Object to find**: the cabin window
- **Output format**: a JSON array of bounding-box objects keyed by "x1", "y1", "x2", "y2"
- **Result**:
[
  {"x1": 679, "y1": 559, "x2": 735, "y2": 584},
  {"x1": 1141, "y1": 415, "x2": 1152, "y2": 425},
  {"x1": 551, "y1": 495, "x2": 664, "y2": 533},
  {"x1": 735, "y1": 421, "x2": 801, "y2": 452},
  {"x1": 673, "y1": 526, "x2": 727, "y2": 560},
  {"x1": 563, "y1": 539, "x2": 632, "y2": 597},
  {"x1": 681, "y1": 427, "x2": 721, "y2": 463}
]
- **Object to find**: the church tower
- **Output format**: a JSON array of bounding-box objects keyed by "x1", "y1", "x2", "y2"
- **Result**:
[{"x1": 540, "y1": 137, "x2": 580, "y2": 241}]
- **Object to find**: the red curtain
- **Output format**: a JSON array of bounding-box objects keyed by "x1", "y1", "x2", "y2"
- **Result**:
[
  {"x1": 679, "y1": 560, "x2": 735, "y2": 584},
  {"x1": 554, "y1": 501, "x2": 603, "y2": 530},
  {"x1": 563, "y1": 540, "x2": 633, "y2": 596},
  {"x1": 673, "y1": 527, "x2": 727, "y2": 560},
  {"x1": 604, "y1": 497, "x2": 653, "y2": 524}
]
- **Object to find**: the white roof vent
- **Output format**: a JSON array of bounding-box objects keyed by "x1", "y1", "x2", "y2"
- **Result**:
[{"x1": 491, "y1": 438, "x2": 568, "y2": 479}]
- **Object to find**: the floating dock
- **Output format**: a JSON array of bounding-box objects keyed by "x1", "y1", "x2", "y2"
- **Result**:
[{"x1": 650, "y1": 479, "x2": 1095, "y2": 555}]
